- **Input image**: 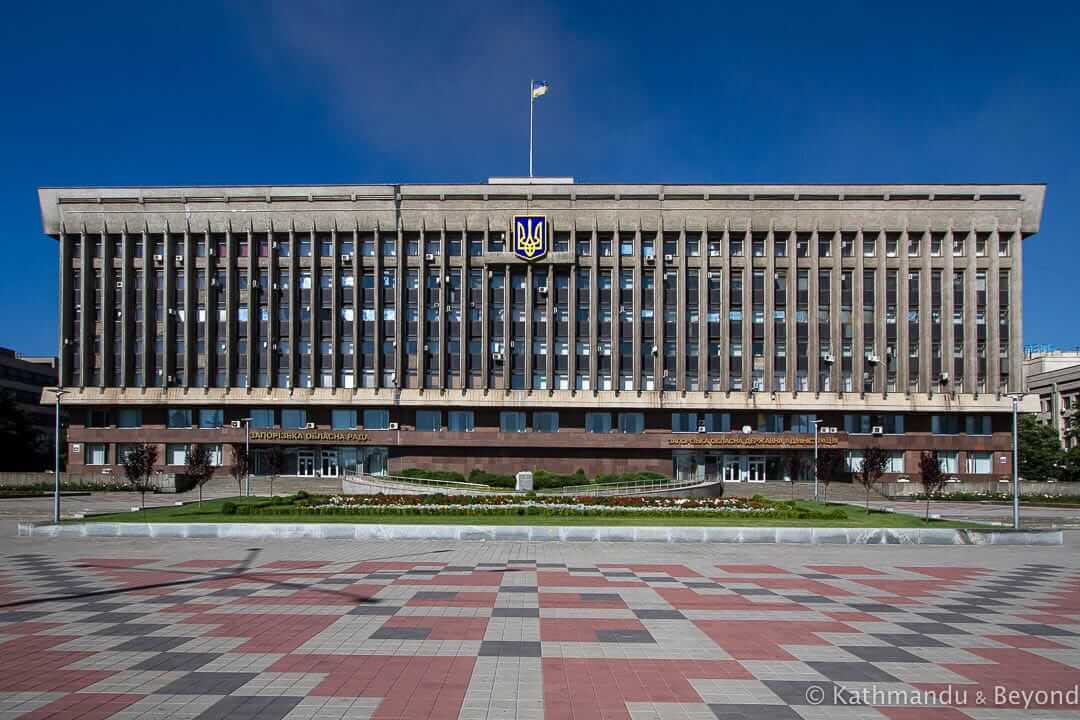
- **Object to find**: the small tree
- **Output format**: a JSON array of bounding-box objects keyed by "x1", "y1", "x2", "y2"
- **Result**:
[
  {"x1": 185, "y1": 444, "x2": 214, "y2": 506},
  {"x1": 229, "y1": 442, "x2": 250, "y2": 497},
  {"x1": 815, "y1": 447, "x2": 847, "y2": 503},
  {"x1": 266, "y1": 445, "x2": 286, "y2": 498},
  {"x1": 918, "y1": 450, "x2": 947, "y2": 521},
  {"x1": 121, "y1": 443, "x2": 159, "y2": 514},
  {"x1": 787, "y1": 453, "x2": 809, "y2": 499},
  {"x1": 1018, "y1": 414, "x2": 1065, "y2": 481},
  {"x1": 856, "y1": 446, "x2": 890, "y2": 511}
]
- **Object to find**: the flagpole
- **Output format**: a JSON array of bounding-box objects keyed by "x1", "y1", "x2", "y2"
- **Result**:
[{"x1": 528, "y1": 79, "x2": 534, "y2": 178}]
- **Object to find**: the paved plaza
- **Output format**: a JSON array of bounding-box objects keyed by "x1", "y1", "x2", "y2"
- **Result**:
[{"x1": 0, "y1": 523, "x2": 1078, "y2": 719}]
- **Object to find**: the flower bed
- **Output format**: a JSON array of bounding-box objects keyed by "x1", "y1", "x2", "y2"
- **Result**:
[{"x1": 219, "y1": 493, "x2": 848, "y2": 521}]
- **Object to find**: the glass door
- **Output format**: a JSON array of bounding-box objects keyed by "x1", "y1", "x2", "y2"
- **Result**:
[
  {"x1": 723, "y1": 455, "x2": 744, "y2": 483},
  {"x1": 297, "y1": 451, "x2": 316, "y2": 477},
  {"x1": 320, "y1": 450, "x2": 339, "y2": 478},
  {"x1": 747, "y1": 455, "x2": 766, "y2": 483}
]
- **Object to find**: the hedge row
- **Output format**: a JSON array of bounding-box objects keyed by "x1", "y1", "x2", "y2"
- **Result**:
[{"x1": 397, "y1": 468, "x2": 669, "y2": 491}]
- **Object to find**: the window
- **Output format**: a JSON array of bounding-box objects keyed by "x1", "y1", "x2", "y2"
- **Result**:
[
  {"x1": 165, "y1": 443, "x2": 187, "y2": 466},
  {"x1": 672, "y1": 412, "x2": 699, "y2": 433},
  {"x1": 363, "y1": 409, "x2": 390, "y2": 430},
  {"x1": 116, "y1": 408, "x2": 142, "y2": 428},
  {"x1": 967, "y1": 452, "x2": 992, "y2": 474},
  {"x1": 250, "y1": 409, "x2": 275, "y2": 429},
  {"x1": 416, "y1": 410, "x2": 442, "y2": 432},
  {"x1": 885, "y1": 452, "x2": 905, "y2": 473},
  {"x1": 117, "y1": 443, "x2": 139, "y2": 464},
  {"x1": 790, "y1": 414, "x2": 817, "y2": 434},
  {"x1": 931, "y1": 415, "x2": 961, "y2": 435},
  {"x1": 205, "y1": 444, "x2": 223, "y2": 467},
  {"x1": 448, "y1": 411, "x2": 475, "y2": 432},
  {"x1": 86, "y1": 443, "x2": 107, "y2": 465},
  {"x1": 167, "y1": 408, "x2": 192, "y2": 429},
  {"x1": 282, "y1": 409, "x2": 307, "y2": 429},
  {"x1": 965, "y1": 415, "x2": 992, "y2": 435},
  {"x1": 533, "y1": 411, "x2": 559, "y2": 433},
  {"x1": 703, "y1": 413, "x2": 731, "y2": 432},
  {"x1": 500, "y1": 411, "x2": 527, "y2": 433},
  {"x1": 619, "y1": 413, "x2": 645, "y2": 433},
  {"x1": 585, "y1": 412, "x2": 612, "y2": 433},
  {"x1": 332, "y1": 409, "x2": 357, "y2": 430},
  {"x1": 87, "y1": 409, "x2": 110, "y2": 427},
  {"x1": 939, "y1": 451, "x2": 958, "y2": 474},
  {"x1": 198, "y1": 408, "x2": 224, "y2": 429}
]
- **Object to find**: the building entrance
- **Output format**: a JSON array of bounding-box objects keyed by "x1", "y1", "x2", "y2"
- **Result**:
[{"x1": 675, "y1": 452, "x2": 802, "y2": 484}]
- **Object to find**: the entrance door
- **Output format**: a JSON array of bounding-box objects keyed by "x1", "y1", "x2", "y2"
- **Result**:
[
  {"x1": 321, "y1": 450, "x2": 339, "y2": 478},
  {"x1": 723, "y1": 456, "x2": 743, "y2": 483},
  {"x1": 747, "y1": 455, "x2": 766, "y2": 483},
  {"x1": 297, "y1": 451, "x2": 316, "y2": 477}
]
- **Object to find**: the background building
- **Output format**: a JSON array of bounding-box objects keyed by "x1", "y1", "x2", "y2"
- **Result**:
[
  {"x1": 1025, "y1": 347, "x2": 1080, "y2": 449},
  {"x1": 38, "y1": 181, "x2": 1044, "y2": 485},
  {"x1": 0, "y1": 346, "x2": 59, "y2": 469}
]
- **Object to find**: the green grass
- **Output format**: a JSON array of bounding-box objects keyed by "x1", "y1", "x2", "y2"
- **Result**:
[{"x1": 81, "y1": 496, "x2": 985, "y2": 528}]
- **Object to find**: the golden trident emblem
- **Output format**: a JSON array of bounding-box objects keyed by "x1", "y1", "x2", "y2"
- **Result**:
[{"x1": 514, "y1": 216, "x2": 546, "y2": 259}]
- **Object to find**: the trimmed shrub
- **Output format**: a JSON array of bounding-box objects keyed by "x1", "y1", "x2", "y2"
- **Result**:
[{"x1": 221, "y1": 501, "x2": 237, "y2": 515}]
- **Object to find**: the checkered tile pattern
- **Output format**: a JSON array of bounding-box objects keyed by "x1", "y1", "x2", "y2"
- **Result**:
[{"x1": 0, "y1": 552, "x2": 1078, "y2": 718}]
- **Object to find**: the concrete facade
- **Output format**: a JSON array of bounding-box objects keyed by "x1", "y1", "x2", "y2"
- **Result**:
[
  {"x1": 38, "y1": 181, "x2": 1045, "y2": 483},
  {"x1": 1026, "y1": 359, "x2": 1080, "y2": 450}
]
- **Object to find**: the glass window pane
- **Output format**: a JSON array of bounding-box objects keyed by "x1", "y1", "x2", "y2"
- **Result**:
[
  {"x1": 331, "y1": 409, "x2": 357, "y2": 430},
  {"x1": 167, "y1": 409, "x2": 192, "y2": 428},
  {"x1": 448, "y1": 411, "x2": 475, "y2": 432},
  {"x1": 585, "y1": 412, "x2": 612, "y2": 433},
  {"x1": 533, "y1": 412, "x2": 559, "y2": 433},
  {"x1": 618, "y1": 412, "x2": 644, "y2": 433},
  {"x1": 416, "y1": 410, "x2": 442, "y2": 432},
  {"x1": 198, "y1": 408, "x2": 223, "y2": 429},
  {"x1": 362, "y1": 409, "x2": 389, "y2": 430},
  {"x1": 282, "y1": 409, "x2": 307, "y2": 429}
]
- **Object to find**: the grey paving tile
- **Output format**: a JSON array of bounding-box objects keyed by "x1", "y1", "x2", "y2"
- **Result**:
[{"x1": 158, "y1": 671, "x2": 260, "y2": 695}]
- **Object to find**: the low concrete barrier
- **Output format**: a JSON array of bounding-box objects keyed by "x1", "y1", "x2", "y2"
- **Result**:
[
  {"x1": 18, "y1": 522, "x2": 1062, "y2": 545},
  {"x1": 880, "y1": 479, "x2": 1079, "y2": 498}
]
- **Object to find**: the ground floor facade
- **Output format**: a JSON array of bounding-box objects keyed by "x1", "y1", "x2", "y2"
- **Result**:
[{"x1": 58, "y1": 402, "x2": 1017, "y2": 488}]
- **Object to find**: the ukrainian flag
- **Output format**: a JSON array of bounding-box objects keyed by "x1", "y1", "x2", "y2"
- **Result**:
[{"x1": 532, "y1": 81, "x2": 549, "y2": 99}]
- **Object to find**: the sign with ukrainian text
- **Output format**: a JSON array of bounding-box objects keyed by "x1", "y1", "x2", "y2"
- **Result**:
[
  {"x1": 669, "y1": 433, "x2": 842, "y2": 448},
  {"x1": 512, "y1": 215, "x2": 548, "y2": 261},
  {"x1": 249, "y1": 430, "x2": 370, "y2": 443}
]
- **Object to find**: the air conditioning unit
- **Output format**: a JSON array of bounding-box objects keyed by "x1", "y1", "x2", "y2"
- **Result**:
[
  {"x1": 175, "y1": 255, "x2": 184, "y2": 264},
  {"x1": 871, "y1": 425, "x2": 884, "y2": 435},
  {"x1": 250, "y1": 280, "x2": 259, "y2": 289},
  {"x1": 340, "y1": 254, "x2": 352, "y2": 264},
  {"x1": 262, "y1": 341, "x2": 268, "y2": 349},
  {"x1": 230, "y1": 420, "x2": 242, "y2": 428},
  {"x1": 115, "y1": 281, "x2": 124, "y2": 289},
  {"x1": 697, "y1": 424, "x2": 707, "y2": 433},
  {"x1": 644, "y1": 255, "x2": 656, "y2": 265},
  {"x1": 538, "y1": 286, "x2": 549, "y2": 295},
  {"x1": 167, "y1": 308, "x2": 176, "y2": 315},
  {"x1": 388, "y1": 422, "x2": 399, "y2": 430},
  {"x1": 272, "y1": 283, "x2": 279, "y2": 290},
  {"x1": 940, "y1": 372, "x2": 950, "y2": 384},
  {"x1": 651, "y1": 345, "x2": 659, "y2": 355},
  {"x1": 867, "y1": 354, "x2": 881, "y2": 364},
  {"x1": 663, "y1": 254, "x2": 674, "y2": 262},
  {"x1": 153, "y1": 254, "x2": 164, "y2": 263},
  {"x1": 115, "y1": 310, "x2": 122, "y2": 318},
  {"x1": 822, "y1": 353, "x2": 835, "y2": 363},
  {"x1": 209, "y1": 277, "x2": 218, "y2": 287},
  {"x1": 424, "y1": 253, "x2": 435, "y2": 261},
  {"x1": 492, "y1": 351, "x2": 504, "y2": 362},
  {"x1": 208, "y1": 248, "x2": 216, "y2": 257},
  {"x1": 303, "y1": 422, "x2": 316, "y2": 429}
]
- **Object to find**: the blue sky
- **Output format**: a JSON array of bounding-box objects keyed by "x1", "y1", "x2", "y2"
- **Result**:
[{"x1": 1, "y1": 1, "x2": 1077, "y2": 356}]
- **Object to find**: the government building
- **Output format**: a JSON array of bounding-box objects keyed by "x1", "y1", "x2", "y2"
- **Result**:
[{"x1": 38, "y1": 180, "x2": 1044, "y2": 486}]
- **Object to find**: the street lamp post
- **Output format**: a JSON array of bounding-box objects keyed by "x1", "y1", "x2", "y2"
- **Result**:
[
  {"x1": 48, "y1": 388, "x2": 68, "y2": 524},
  {"x1": 1010, "y1": 394, "x2": 1021, "y2": 529},
  {"x1": 812, "y1": 419, "x2": 823, "y2": 502}
]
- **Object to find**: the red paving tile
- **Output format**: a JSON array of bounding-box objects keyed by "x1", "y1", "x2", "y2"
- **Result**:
[
  {"x1": 270, "y1": 654, "x2": 475, "y2": 718},
  {"x1": 693, "y1": 619, "x2": 855, "y2": 660},
  {"x1": 382, "y1": 615, "x2": 489, "y2": 640},
  {"x1": 540, "y1": 592, "x2": 629, "y2": 609},
  {"x1": 540, "y1": 618, "x2": 648, "y2": 642},
  {"x1": 715, "y1": 564, "x2": 789, "y2": 574},
  {"x1": 3, "y1": 551, "x2": 1077, "y2": 719},
  {"x1": 543, "y1": 658, "x2": 751, "y2": 719},
  {"x1": 807, "y1": 564, "x2": 885, "y2": 575},
  {"x1": 20, "y1": 693, "x2": 142, "y2": 720},
  {"x1": 406, "y1": 591, "x2": 498, "y2": 608}
]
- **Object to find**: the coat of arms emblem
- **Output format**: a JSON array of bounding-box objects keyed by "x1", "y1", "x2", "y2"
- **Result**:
[{"x1": 512, "y1": 215, "x2": 547, "y2": 261}]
